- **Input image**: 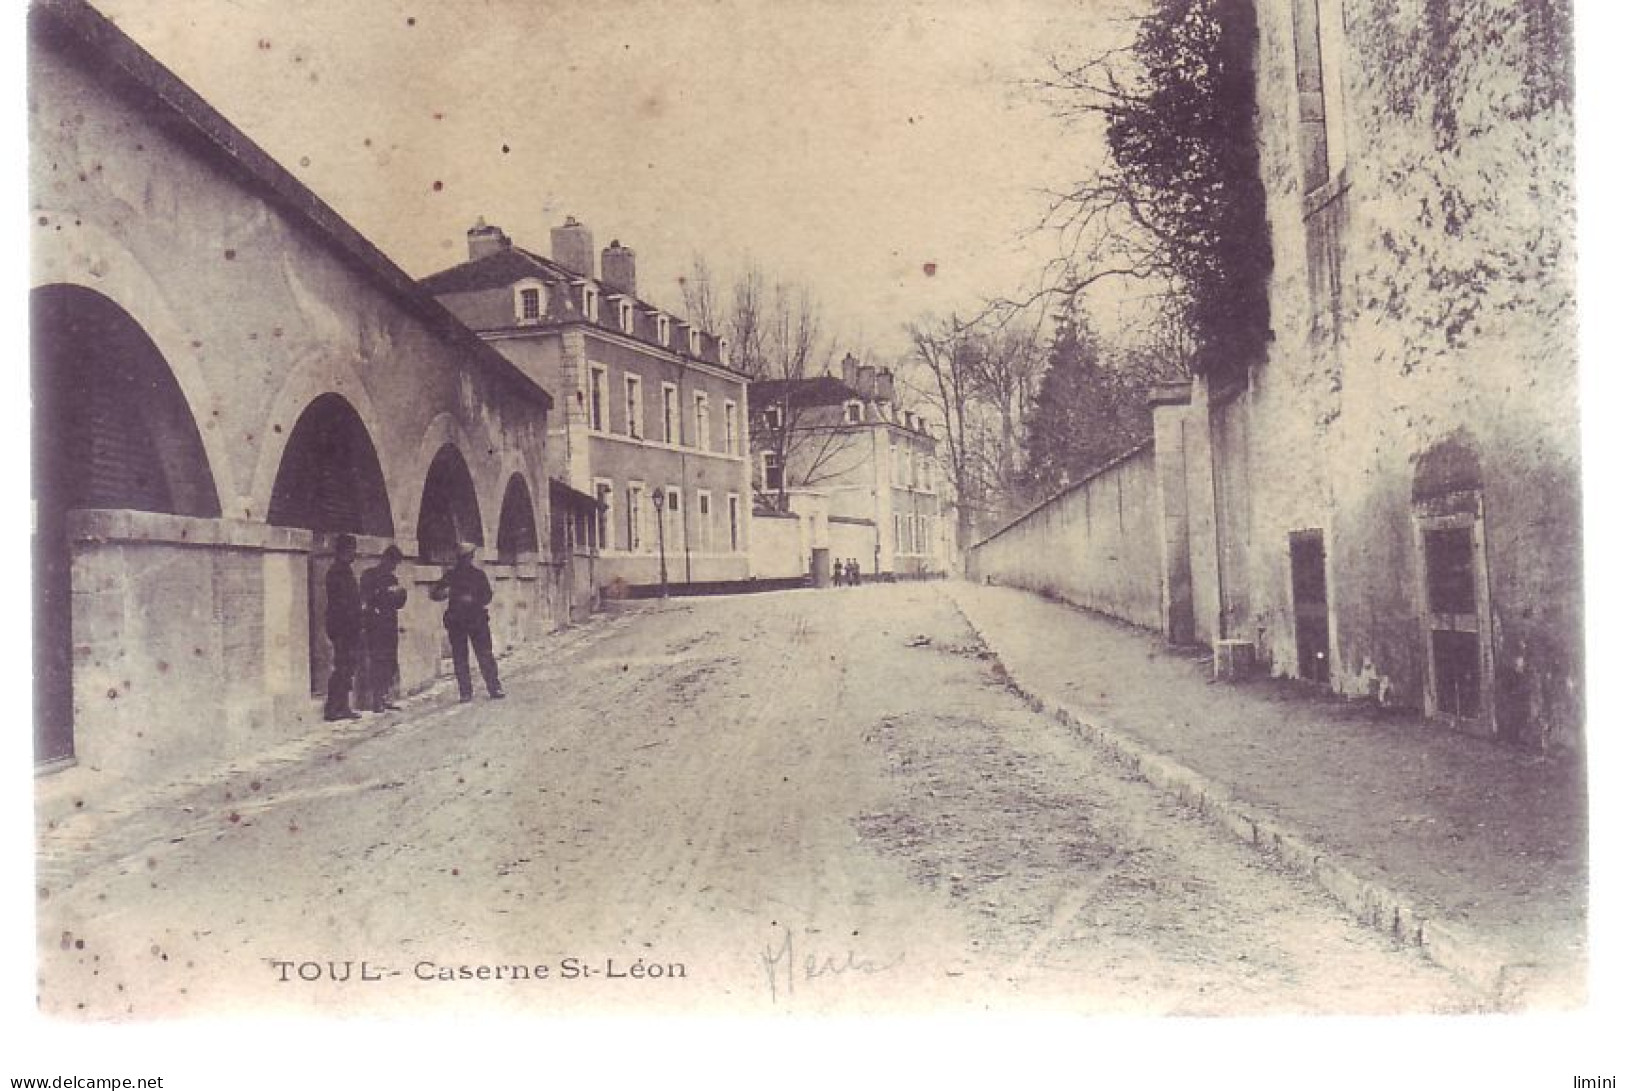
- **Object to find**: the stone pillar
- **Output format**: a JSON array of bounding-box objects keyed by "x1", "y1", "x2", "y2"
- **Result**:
[
  {"x1": 1150, "y1": 380, "x2": 1196, "y2": 645},
  {"x1": 1182, "y1": 375, "x2": 1223, "y2": 648}
]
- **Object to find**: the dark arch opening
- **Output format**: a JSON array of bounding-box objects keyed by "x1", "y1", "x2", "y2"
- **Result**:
[
  {"x1": 1412, "y1": 434, "x2": 1484, "y2": 504},
  {"x1": 267, "y1": 393, "x2": 394, "y2": 536},
  {"x1": 417, "y1": 444, "x2": 484, "y2": 563},
  {"x1": 32, "y1": 284, "x2": 221, "y2": 764},
  {"x1": 496, "y1": 474, "x2": 540, "y2": 564}
]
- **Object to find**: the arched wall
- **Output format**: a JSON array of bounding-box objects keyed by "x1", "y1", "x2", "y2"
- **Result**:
[{"x1": 31, "y1": 227, "x2": 242, "y2": 508}]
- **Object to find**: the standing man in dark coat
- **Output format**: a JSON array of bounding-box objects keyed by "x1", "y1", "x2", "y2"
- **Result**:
[
  {"x1": 323, "y1": 533, "x2": 363, "y2": 722},
  {"x1": 430, "y1": 543, "x2": 505, "y2": 703},
  {"x1": 359, "y1": 544, "x2": 408, "y2": 713}
]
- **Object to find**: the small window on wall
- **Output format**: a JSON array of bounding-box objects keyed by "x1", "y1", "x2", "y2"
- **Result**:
[
  {"x1": 688, "y1": 327, "x2": 701, "y2": 356},
  {"x1": 627, "y1": 483, "x2": 645, "y2": 552},
  {"x1": 583, "y1": 285, "x2": 600, "y2": 322},
  {"x1": 696, "y1": 491, "x2": 713, "y2": 552},
  {"x1": 694, "y1": 391, "x2": 711, "y2": 450},
  {"x1": 763, "y1": 405, "x2": 783, "y2": 430},
  {"x1": 520, "y1": 288, "x2": 541, "y2": 321},
  {"x1": 763, "y1": 451, "x2": 783, "y2": 492},
  {"x1": 728, "y1": 494, "x2": 741, "y2": 552},
  {"x1": 657, "y1": 314, "x2": 671, "y2": 346},
  {"x1": 724, "y1": 401, "x2": 739, "y2": 455},
  {"x1": 595, "y1": 481, "x2": 614, "y2": 551},
  {"x1": 624, "y1": 374, "x2": 644, "y2": 439},
  {"x1": 619, "y1": 300, "x2": 635, "y2": 332},
  {"x1": 662, "y1": 383, "x2": 679, "y2": 444},
  {"x1": 844, "y1": 400, "x2": 863, "y2": 424},
  {"x1": 588, "y1": 365, "x2": 608, "y2": 432}
]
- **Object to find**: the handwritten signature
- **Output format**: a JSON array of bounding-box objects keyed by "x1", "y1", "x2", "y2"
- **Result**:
[{"x1": 760, "y1": 924, "x2": 904, "y2": 1002}]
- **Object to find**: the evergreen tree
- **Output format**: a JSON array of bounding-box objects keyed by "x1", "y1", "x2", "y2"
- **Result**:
[{"x1": 1022, "y1": 308, "x2": 1152, "y2": 497}]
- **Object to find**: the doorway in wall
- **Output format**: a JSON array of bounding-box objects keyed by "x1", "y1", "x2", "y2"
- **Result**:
[{"x1": 1289, "y1": 529, "x2": 1330, "y2": 684}]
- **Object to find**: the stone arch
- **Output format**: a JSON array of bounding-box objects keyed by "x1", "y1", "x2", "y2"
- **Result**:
[
  {"x1": 31, "y1": 230, "x2": 240, "y2": 505},
  {"x1": 250, "y1": 351, "x2": 391, "y2": 527},
  {"x1": 403, "y1": 412, "x2": 485, "y2": 537},
  {"x1": 31, "y1": 283, "x2": 223, "y2": 764},
  {"x1": 1412, "y1": 432, "x2": 1484, "y2": 505},
  {"x1": 266, "y1": 393, "x2": 394, "y2": 536},
  {"x1": 496, "y1": 473, "x2": 541, "y2": 563},
  {"x1": 417, "y1": 444, "x2": 485, "y2": 563}
]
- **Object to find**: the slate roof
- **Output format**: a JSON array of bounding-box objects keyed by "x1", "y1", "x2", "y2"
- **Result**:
[
  {"x1": 418, "y1": 246, "x2": 571, "y2": 296},
  {"x1": 750, "y1": 376, "x2": 866, "y2": 409}
]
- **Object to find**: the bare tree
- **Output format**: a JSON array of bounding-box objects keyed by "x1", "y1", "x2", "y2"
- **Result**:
[{"x1": 683, "y1": 258, "x2": 861, "y2": 509}]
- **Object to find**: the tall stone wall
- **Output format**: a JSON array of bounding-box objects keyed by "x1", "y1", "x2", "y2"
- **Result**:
[
  {"x1": 1247, "y1": 0, "x2": 1579, "y2": 748},
  {"x1": 968, "y1": 446, "x2": 1163, "y2": 631}
]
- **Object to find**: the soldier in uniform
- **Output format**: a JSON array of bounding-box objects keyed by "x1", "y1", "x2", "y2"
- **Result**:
[
  {"x1": 359, "y1": 544, "x2": 408, "y2": 713},
  {"x1": 429, "y1": 543, "x2": 505, "y2": 703},
  {"x1": 323, "y1": 533, "x2": 363, "y2": 722}
]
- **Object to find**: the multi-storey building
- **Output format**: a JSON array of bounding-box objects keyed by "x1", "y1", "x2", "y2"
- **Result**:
[
  {"x1": 423, "y1": 219, "x2": 753, "y2": 599},
  {"x1": 749, "y1": 354, "x2": 945, "y2": 580}
]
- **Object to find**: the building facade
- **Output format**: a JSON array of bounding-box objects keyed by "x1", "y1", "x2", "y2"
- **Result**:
[
  {"x1": 423, "y1": 222, "x2": 753, "y2": 597},
  {"x1": 30, "y1": 0, "x2": 557, "y2": 784},
  {"x1": 970, "y1": 0, "x2": 1578, "y2": 751},
  {"x1": 749, "y1": 355, "x2": 946, "y2": 580}
]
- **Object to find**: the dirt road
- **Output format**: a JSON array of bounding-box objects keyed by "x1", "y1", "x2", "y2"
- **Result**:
[{"x1": 37, "y1": 583, "x2": 1478, "y2": 1017}]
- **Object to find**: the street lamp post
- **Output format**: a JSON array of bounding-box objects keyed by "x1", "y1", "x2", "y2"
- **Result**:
[{"x1": 652, "y1": 488, "x2": 670, "y2": 598}]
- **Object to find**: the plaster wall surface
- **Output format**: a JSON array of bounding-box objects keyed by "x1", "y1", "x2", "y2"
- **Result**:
[
  {"x1": 1248, "y1": 0, "x2": 1579, "y2": 746},
  {"x1": 969, "y1": 447, "x2": 1163, "y2": 631}
]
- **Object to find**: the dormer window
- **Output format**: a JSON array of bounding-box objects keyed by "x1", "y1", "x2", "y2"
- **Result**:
[
  {"x1": 583, "y1": 285, "x2": 600, "y2": 322},
  {"x1": 844, "y1": 400, "x2": 864, "y2": 425},
  {"x1": 687, "y1": 327, "x2": 701, "y2": 356},
  {"x1": 763, "y1": 405, "x2": 783, "y2": 430},
  {"x1": 656, "y1": 314, "x2": 671, "y2": 346},
  {"x1": 618, "y1": 299, "x2": 635, "y2": 333},
  {"x1": 513, "y1": 280, "x2": 547, "y2": 324}
]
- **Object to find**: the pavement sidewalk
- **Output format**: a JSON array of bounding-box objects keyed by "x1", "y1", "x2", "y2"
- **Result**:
[{"x1": 944, "y1": 581, "x2": 1587, "y2": 1009}]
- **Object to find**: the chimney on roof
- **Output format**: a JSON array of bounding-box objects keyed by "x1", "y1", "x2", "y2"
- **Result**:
[
  {"x1": 875, "y1": 368, "x2": 895, "y2": 404},
  {"x1": 551, "y1": 216, "x2": 595, "y2": 278},
  {"x1": 857, "y1": 365, "x2": 877, "y2": 398},
  {"x1": 601, "y1": 240, "x2": 637, "y2": 297},
  {"x1": 467, "y1": 217, "x2": 511, "y2": 261},
  {"x1": 840, "y1": 352, "x2": 861, "y2": 391}
]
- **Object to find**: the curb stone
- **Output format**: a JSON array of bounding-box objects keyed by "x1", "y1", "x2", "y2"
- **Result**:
[{"x1": 945, "y1": 585, "x2": 1521, "y2": 1008}]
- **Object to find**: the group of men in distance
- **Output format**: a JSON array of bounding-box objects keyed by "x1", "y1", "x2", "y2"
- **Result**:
[
  {"x1": 322, "y1": 535, "x2": 505, "y2": 722},
  {"x1": 830, "y1": 558, "x2": 863, "y2": 588}
]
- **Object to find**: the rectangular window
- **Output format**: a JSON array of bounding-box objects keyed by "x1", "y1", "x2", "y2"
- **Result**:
[
  {"x1": 845, "y1": 401, "x2": 863, "y2": 424},
  {"x1": 595, "y1": 480, "x2": 615, "y2": 551},
  {"x1": 724, "y1": 400, "x2": 739, "y2": 455},
  {"x1": 763, "y1": 451, "x2": 783, "y2": 493},
  {"x1": 624, "y1": 373, "x2": 644, "y2": 440},
  {"x1": 728, "y1": 494, "x2": 741, "y2": 552},
  {"x1": 520, "y1": 287, "x2": 541, "y2": 321},
  {"x1": 1424, "y1": 527, "x2": 1476, "y2": 614},
  {"x1": 662, "y1": 382, "x2": 679, "y2": 444},
  {"x1": 762, "y1": 405, "x2": 783, "y2": 430},
  {"x1": 1292, "y1": 0, "x2": 1346, "y2": 193},
  {"x1": 662, "y1": 486, "x2": 681, "y2": 553},
  {"x1": 589, "y1": 365, "x2": 608, "y2": 432},
  {"x1": 584, "y1": 285, "x2": 600, "y2": 322},
  {"x1": 657, "y1": 314, "x2": 671, "y2": 346},
  {"x1": 627, "y1": 483, "x2": 646, "y2": 552},
  {"x1": 619, "y1": 300, "x2": 635, "y2": 332},
  {"x1": 688, "y1": 327, "x2": 701, "y2": 356},
  {"x1": 696, "y1": 490, "x2": 713, "y2": 552},
  {"x1": 694, "y1": 391, "x2": 711, "y2": 451}
]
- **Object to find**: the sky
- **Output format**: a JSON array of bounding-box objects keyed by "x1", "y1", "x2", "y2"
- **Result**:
[{"x1": 87, "y1": 0, "x2": 1144, "y2": 361}]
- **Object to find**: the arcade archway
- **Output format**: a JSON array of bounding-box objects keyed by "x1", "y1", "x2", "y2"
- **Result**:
[{"x1": 32, "y1": 284, "x2": 221, "y2": 764}]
